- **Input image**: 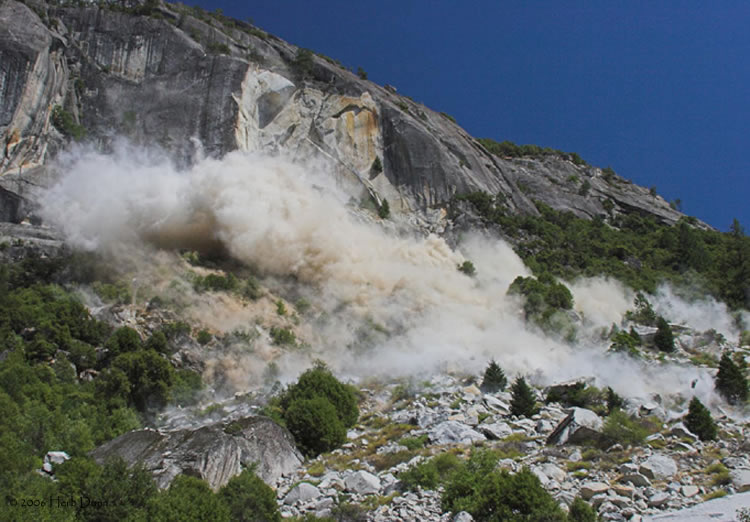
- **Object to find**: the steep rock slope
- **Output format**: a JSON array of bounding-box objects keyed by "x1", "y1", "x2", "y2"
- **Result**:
[{"x1": 0, "y1": 0, "x2": 685, "y2": 227}]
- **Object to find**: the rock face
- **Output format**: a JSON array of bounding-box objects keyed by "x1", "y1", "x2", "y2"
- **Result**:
[
  {"x1": 0, "y1": 0, "x2": 691, "y2": 229},
  {"x1": 89, "y1": 416, "x2": 303, "y2": 491}
]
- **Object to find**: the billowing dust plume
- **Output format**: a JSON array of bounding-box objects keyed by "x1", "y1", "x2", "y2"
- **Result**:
[{"x1": 40, "y1": 143, "x2": 732, "y2": 406}]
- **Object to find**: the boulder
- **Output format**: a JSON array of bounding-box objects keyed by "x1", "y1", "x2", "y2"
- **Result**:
[
  {"x1": 90, "y1": 416, "x2": 302, "y2": 490},
  {"x1": 477, "y1": 421, "x2": 512, "y2": 440},
  {"x1": 621, "y1": 473, "x2": 651, "y2": 487},
  {"x1": 639, "y1": 455, "x2": 678, "y2": 480},
  {"x1": 547, "y1": 407, "x2": 604, "y2": 445},
  {"x1": 344, "y1": 470, "x2": 381, "y2": 495},
  {"x1": 429, "y1": 421, "x2": 486, "y2": 445},
  {"x1": 730, "y1": 468, "x2": 750, "y2": 492},
  {"x1": 647, "y1": 492, "x2": 670, "y2": 508},
  {"x1": 680, "y1": 485, "x2": 699, "y2": 498},
  {"x1": 453, "y1": 512, "x2": 474, "y2": 522},
  {"x1": 284, "y1": 483, "x2": 321, "y2": 505},
  {"x1": 580, "y1": 482, "x2": 609, "y2": 500}
]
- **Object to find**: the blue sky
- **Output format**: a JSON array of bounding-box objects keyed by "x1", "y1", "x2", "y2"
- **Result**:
[{"x1": 190, "y1": 1, "x2": 750, "y2": 231}]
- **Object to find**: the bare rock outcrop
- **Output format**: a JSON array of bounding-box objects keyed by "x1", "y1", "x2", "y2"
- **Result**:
[{"x1": 90, "y1": 416, "x2": 303, "y2": 491}]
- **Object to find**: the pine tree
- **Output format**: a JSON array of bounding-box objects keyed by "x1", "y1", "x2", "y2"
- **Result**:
[
  {"x1": 684, "y1": 396, "x2": 717, "y2": 441},
  {"x1": 606, "y1": 387, "x2": 625, "y2": 414},
  {"x1": 480, "y1": 359, "x2": 507, "y2": 393},
  {"x1": 654, "y1": 316, "x2": 675, "y2": 352},
  {"x1": 510, "y1": 376, "x2": 537, "y2": 417},
  {"x1": 715, "y1": 353, "x2": 749, "y2": 405}
]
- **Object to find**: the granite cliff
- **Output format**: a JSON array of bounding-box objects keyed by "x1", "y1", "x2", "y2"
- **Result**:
[{"x1": 0, "y1": 0, "x2": 686, "y2": 229}]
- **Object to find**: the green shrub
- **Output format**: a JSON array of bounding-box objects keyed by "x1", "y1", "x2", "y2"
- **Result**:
[
  {"x1": 508, "y1": 273, "x2": 574, "y2": 335},
  {"x1": 400, "y1": 452, "x2": 461, "y2": 491},
  {"x1": 292, "y1": 48, "x2": 314, "y2": 78},
  {"x1": 458, "y1": 260, "x2": 476, "y2": 277},
  {"x1": 193, "y1": 272, "x2": 238, "y2": 293},
  {"x1": 149, "y1": 474, "x2": 230, "y2": 521},
  {"x1": 219, "y1": 467, "x2": 281, "y2": 522},
  {"x1": 207, "y1": 41, "x2": 231, "y2": 54},
  {"x1": 378, "y1": 198, "x2": 390, "y2": 219},
  {"x1": 715, "y1": 353, "x2": 748, "y2": 405},
  {"x1": 92, "y1": 281, "x2": 131, "y2": 304},
  {"x1": 196, "y1": 329, "x2": 212, "y2": 345},
  {"x1": 442, "y1": 451, "x2": 567, "y2": 521},
  {"x1": 356, "y1": 67, "x2": 368, "y2": 80},
  {"x1": 601, "y1": 409, "x2": 648, "y2": 447},
  {"x1": 279, "y1": 364, "x2": 359, "y2": 456},
  {"x1": 172, "y1": 369, "x2": 204, "y2": 407},
  {"x1": 480, "y1": 359, "x2": 507, "y2": 393},
  {"x1": 684, "y1": 396, "x2": 716, "y2": 441},
  {"x1": 270, "y1": 326, "x2": 296, "y2": 346},
  {"x1": 372, "y1": 156, "x2": 383, "y2": 173},
  {"x1": 578, "y1": 179, "x2": 591, "y2": 196},
  {"x1": 654, "y1": 317, "x2": 675, "y2": 352},
  {"x1": 281, "y1": 364, "x2": 359, "y2": 428},
  {"x1": 51, "y1": 105, "x2": 86, "y2": 140},
  {"x1": 510, "y1": 376, "x2": 537, "y2": 417},
  {"x1": 400, "y1": 434, "x2": 429, "y2": 450},
  {"x1": 284, "y1": 396, "x2": 346, "y2": 456},
  {"x1": 606, "y1": 387, "x2": 624, "y2": 414},
  {"x1": 568, "y1": 496, "x2": 598, "y2": 522},
  {"x1": 111, "y1": 350, "x2": 174, "y2": 412}
]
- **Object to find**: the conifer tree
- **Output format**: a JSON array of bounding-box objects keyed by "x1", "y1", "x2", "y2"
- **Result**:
[
  {"x1": 510, "y1": 376, "x2": 537, "y2": 417},
  {"x1": 480, "y1": 359, "x2": 507, "y2": 393},
  {"x1": 684, "y1": 396, "x2": 717, "y2": 441},
  {"x1": 654, "y1": 317, "x2": 675, "y2": 352},
  {"x1": 715, "y1": 353, "x2": 749, "y2": 405}
]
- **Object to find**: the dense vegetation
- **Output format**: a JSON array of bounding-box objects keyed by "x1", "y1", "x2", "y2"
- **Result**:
[
  {"x1": 453, "y1": 193, "x2": 750, "y2": 310},
  {"x1": 0, "y1": 256, "x2": 207, "y2": 517}
]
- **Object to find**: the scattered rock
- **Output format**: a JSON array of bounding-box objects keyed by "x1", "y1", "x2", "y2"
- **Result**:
[{"x1": 429, "y1": 421, "x2": 486, "y2": 445}]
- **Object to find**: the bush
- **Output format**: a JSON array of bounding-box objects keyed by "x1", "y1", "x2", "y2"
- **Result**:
[
  {"x1": 219, "y1": 467, "x2": 281, "y2": 522},
  {"x1": 684, "y1": 396, "x2": 717, "y2": 441},
  {"x1": 458, "y1": 260, "x2": 476, "y2": 277},
  {"x1": 149, "y1": 474, "x2": 230, "y2": 521},
  {"x1": 568, "y1": 496, "x2": 598, "y2": 522},
  {"x1": 378, "y1": 198, "x2": 390, "y2": 219},
  {"x1": 284, "y1": 396, "x2": 345, "y2": 456},
  {"x1": 606, "y1": 387, "x2": 624, "y2": 414},
  {"x1": 269, "y1": 326, "x2": 296, "y2": 346},
  {"x1": 654, "y1": 317, "x2": 675, "y2": 352},
  {"x1": 442, "y1": 451, "x2": 567, "y2": 521},
  {"x1": 196, "y1": 329, "x2": 212, "y2": 345},
  {"x1": 292, "y1": 48, "x2": 314, "y2": 78},
  {"x1": 51, "y1": 105, "x2": 86, "y2": 140},
  {"x1": 371, "y1": 156, "x2": 383, "y2": 173},
  {"x1": 601, "y1": 409, "x2": 648, "y2": 447},
  {"x1": 279, "y1": 364, "x2": 359, "y2": 456},
  {"x1": 480, "y1": 359, "x2": 507, "y2": 393},
  {"x1": 281, "y1": 364, "x2": 359, "y2": 427},
  {"x1": 510, "y1": 376, "x2": 537, "y2": 417},
  {"x1": 399, "y1": 452, "x2": 461, "y2": 491},
  {"x1": 715, "y1": 353, "x2": 749, "y2": 405}
]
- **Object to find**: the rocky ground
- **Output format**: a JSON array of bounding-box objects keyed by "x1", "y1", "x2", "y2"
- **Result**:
[{"x1": 261, "y1": 373, "x2": 749, "y2": 521}]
